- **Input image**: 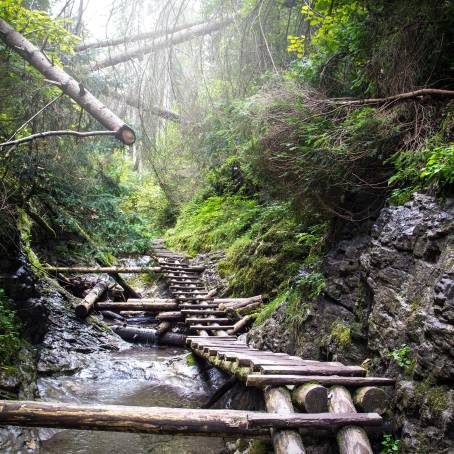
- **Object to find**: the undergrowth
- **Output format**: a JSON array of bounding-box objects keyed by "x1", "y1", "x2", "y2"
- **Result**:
[{"x1": 0, "y1": 289, "x2": 23, "y2": 368}]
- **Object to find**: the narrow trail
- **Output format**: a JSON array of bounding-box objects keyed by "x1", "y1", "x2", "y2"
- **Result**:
[{"x1": 0, "y1": 239, "x2": 396, "y2": 454}]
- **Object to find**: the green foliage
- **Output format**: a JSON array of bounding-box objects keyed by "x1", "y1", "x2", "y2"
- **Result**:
[
  {"x1": 380, "y1": 434, "x2": 400, "y2": 454},
  {"x1": 387, "y1": 344, "x2": 415, "y2": 368},
  {"x1": 330, "y1": 320, "x2": 351, "y2": 351},
  {"x1": 388, "y1": 142, "x2": 454, "y2": 202},
  {"x1": 0, "y1": 289, "x2": 22, "y2": 367},
  {"x1": 166, "y1": 196, "x2": 260, "y2": 256}
]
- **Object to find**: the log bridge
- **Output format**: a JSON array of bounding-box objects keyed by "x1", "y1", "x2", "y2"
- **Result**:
[{"x1": 4, "y1": 240, "x2": 395, "y2": 453}]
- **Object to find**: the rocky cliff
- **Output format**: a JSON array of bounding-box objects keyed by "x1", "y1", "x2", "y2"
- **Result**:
[{"x1": 248, "y1": 194, "x2": 454, "y2": 453}]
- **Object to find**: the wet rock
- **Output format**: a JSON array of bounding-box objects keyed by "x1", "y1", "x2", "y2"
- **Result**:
[{"x1": 250, "y1": 193, "x2": 454, "y2": 451}]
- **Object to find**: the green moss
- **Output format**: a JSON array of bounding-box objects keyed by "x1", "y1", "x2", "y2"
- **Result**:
[
  {"x1": 330, "y1": 320, "x2": 351, "y2": 350},
  {"x1": 186, "y1": 353, "x2": 197, "y2": 367},
  {"x1": 16, "y1": 210, "x2": 44, "y2": 276},
  {"x1": 426, "y1": 386, "x2": 450, "y2": 413},
  {"x1": 254, "y1": 292, "x2": 287, "y2": 325}
]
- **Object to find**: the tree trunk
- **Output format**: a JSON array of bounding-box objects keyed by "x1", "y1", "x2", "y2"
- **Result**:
[
  {"x1": 76, "y1": 20, "x2": 205, "y2": 51},
  {"x1": 92, "y1": 18, "x2": 234, "y2": 70},
  {"x1": 0, "y1": 18, "x2": 135, "y2": 145},
  {"x1": 75, "y1": 280, "x2": 110, "y2": 318},
  {"x1": 112, "y1": 325, "x2": 186, "y2": 346},
  {"x1": 353, "y1": 387, "x2": 387, "y2": 415},
  {"x1": 0, "y1": 400, "x2": 382, "y2": 435}
]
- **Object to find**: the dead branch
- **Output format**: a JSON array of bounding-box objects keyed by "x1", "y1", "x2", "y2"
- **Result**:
[{"x1": 0, "y1": 130, "x2": 116, "y2": 148}]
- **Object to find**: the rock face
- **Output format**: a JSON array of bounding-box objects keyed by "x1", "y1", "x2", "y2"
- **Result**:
[{"x1": 249, "y1": 194, "x2": 454, "y2": 453}]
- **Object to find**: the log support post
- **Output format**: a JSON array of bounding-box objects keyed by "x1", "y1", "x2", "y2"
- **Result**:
[
  {"x1": 264, "y1": 386, "x2": 306, "y2": 454},
  {"x1": 328, "y1": 385, "x2": 373, "y2": 454},
  {"x1": 292, "y1": 383, "x2": 328, "y2": 413}
]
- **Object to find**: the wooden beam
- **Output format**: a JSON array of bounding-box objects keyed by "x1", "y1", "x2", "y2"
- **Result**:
[
  {"x1": 246, "y1": 375, "x2": 395, "y2": 388},
  {"x1": 45, "y1": 266, "x2": 161, "y2": 274},
  {"x1": 75, "y1": 280, "x2": 110, "y2": 318},
  {"x1": 328, "y1": 386, "x2": 373, "y2": 454},
  {"x1": 96, "y1": 301, "x2": 178, "y2": 312},
  {"x1": 0, "y1": 400, "x2": 382, "y2": 435}
]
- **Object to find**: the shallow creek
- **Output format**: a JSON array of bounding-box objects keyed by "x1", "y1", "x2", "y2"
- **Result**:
[
  {"x1": 38, "y1": 345, "x2": 227, "y2": 453},
  {"x1": 36, "y1": 255, "x2": 228, "y2": 453}
]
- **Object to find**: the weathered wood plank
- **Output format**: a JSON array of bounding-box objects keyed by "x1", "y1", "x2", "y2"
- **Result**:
[
  {"x1": 258, "y1": 365, "x2": 366, "y2": 377},
  {"x1": 96, "y1": 302, "x2": 178, "y2": 311},
  {"x1": 46, "y1": 266, "x2": 161, "y2": 274},
  {"x1": 190, "y1": 325, "x2": 235, "y2": 330},
  {"x1": 246, "y1": 375, "x2": 395, "y2": 388}
]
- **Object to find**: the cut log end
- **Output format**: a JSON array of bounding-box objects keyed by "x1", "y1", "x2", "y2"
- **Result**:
[
  {"x1": 353, "y1": 387, "x2": 387, "y2": 415},
  {"x1": 116, "y1": 125, "x2": 136, "y2": 145},
  {"x1": 292, "y1": 383, "x2": 328, "y2": 413}
]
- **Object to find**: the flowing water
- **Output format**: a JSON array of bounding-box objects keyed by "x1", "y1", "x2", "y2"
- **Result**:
[
  {"x1": 38, "y1": 345, "x2": 227, "y2": 453},
  {"x1": 36, "y1": 255, "x2": 228, "y2": 453}
]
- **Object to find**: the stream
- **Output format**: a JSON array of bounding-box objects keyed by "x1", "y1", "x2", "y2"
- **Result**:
[
  {"x1": 38, "y1": 345, "x2": 227, "y2": 453},
  {"x1": 35, "y1": 255, "x2": 229, "y2": 453}
]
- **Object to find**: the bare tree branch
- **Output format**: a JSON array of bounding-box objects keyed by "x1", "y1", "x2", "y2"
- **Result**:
[
  {"x1": 0, "y1": 130, "x2": 116, "y2": 148},
  {"x1": 331, "y1": 88, "x2": 454, "y2": 106}
]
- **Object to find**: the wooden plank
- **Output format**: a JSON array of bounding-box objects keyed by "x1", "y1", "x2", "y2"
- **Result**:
[
  {"x1": 246, "y1": 375, "x2": 396, "y2": 388},
  {"x1": 190, "y1": 325, "x2": 235, "y2": 331},
  {"x1": 96, "y1": 302, "x2": 178, "y2": 311},
  {"x1": 258, "y1": 365, "x2": 366, "y2": 377},
  {"x1": 0, "y1": 400, "x2": 382, "y2": 435},
  {"x1": 181, "y1": 309, "x2": 225, "y2": 316},
  {"x1": 156, "y1": 311, "x2": 183, "y2": 321},
  {"x1": 45, "y1": 266, "x2": 161, "y2": 274},
  {"x1": 186, "y1": 318, "x2": 231, "y2": 324}
]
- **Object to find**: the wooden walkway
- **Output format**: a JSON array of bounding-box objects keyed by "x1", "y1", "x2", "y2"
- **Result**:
[
  {"x1": 0, "y1": 240, "x2": 395, "y2": 454},
  {"x1": 149, "y1": 239, "x2": 395, "y2": 454}
]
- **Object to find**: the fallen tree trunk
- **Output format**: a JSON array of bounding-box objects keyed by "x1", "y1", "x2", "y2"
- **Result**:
[
  {"x1": 0, "y1": 400, "x2": 382, "y2": 435},
  {"x1": 76, "y1": 20, "x2": 205, "y2": 51},
  {"x1": 92, "y1": 18, "x2": 234, "y2": 70},
  {"x1": 75, "y1": 280, "x2": 110, "y2": 318},
  {"x1": 45, "y1": 266, "x2": 161, "y2": 274},
  {"x1": 292, "y1": 384, "x2": 328, "y2": 413},
  {"x1": 99, "y1": 310, "x2": 125, "y2": 321},
  {"x1": 112, "y1": 325, "x2": 186, "y2": 346},
  {"x1": 96, "y1": 301, "x2": 177, "y2": 311},
  {"x1": 0, "y1": 18, "x2": 135, "y2": 145}
]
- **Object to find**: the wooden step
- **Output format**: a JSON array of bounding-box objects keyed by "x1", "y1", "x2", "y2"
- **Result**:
[
  {"x1": 258, "y1": 365, "x2": 366, "y2": 377},
  {"x1": 180, "y1": 303, "x2": 219, "y2": 308},
  {"x1": 185, "y1": 317, "x2": 231, "y2": 324},
  {"x1": 246, "y1": 374, "x2": 396, "y2": 388},
  {"x1": 190, "y1": 325, "x2": 235, "y2": 331},
  {"x1": 170, "y1": 285, "x2": 205, "y2": 290},
  {"x1": 181, "y1": 309, "x2": 226, "y2": 316}
]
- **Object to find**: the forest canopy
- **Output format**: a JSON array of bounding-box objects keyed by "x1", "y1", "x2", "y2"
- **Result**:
[{"x1": 0, "y1": 0, "x2": 452, "y2": 284}]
